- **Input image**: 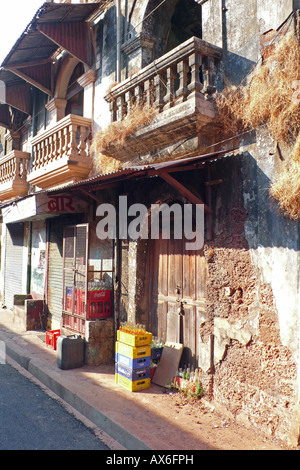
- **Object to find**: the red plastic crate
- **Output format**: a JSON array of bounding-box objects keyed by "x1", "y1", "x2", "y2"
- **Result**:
[
  {"x1": 46, "y1": 330, "x2": 60, "y2": 350},
  {"x1": 65, "y1": 295, "x2": 73, "y2": 312},
  {"x1": 75, "y1": 289, "x2": 85, "y2": 316},
  {"x1": 76, "y1": 289, "x2": 112, "y2": 319}
]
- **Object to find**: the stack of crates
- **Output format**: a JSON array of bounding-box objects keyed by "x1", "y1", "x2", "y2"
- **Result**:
[{"x1": 115, "y1": 329, "x2": 152, "y2": 392}]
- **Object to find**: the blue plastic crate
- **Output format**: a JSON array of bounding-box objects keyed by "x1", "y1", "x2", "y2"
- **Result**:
[
  {"x1": 115, "y1": 352, "x2": 151, "y2": 369},
  {"x1": 151, "y1": 347, "x2": 163, "y2": 360},
  {"x1": 115, "y1": 363, "x2": 150, "y2": 381}
]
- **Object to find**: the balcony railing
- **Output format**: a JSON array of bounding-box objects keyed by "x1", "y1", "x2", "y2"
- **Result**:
[
  {"x1": 27, "y1": 114, "x2": 92, "y2": 190},
  {"x1": 104, "y1": 36, "x2": 222, "y2": 160},
  {"x1": 106, "y1": 36, "x2": 222, "y2": 119},
  {"x1": 0, "y1": 150, "x2": 30, "y2": 201}
]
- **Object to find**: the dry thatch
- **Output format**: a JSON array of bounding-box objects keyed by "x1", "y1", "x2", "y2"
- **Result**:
[
  {"x1": 215, "y1": 32, "x2": 300, "y2": 219},
  {"x1": 269, "y1": 160, "x2": 300, "y2": 220},
  {"x1": 91, "y1": 104, "x2": 157, "y2": 174},
  {"x1": 216, "y1": 32, "x2": 300, "y2": 141}
]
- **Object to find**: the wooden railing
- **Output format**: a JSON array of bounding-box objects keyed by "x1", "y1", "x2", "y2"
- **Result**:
[
  {"x1": 30, "y1": 114, "x2": 92, "y2": 172},
  {"x1": 105, "y1": 36, "x2": 222, "y2": 121}
]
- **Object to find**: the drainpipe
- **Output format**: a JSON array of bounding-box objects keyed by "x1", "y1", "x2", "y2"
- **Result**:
[{"x1": 116, "y1": 0, "x2": 121, "y2": 82}]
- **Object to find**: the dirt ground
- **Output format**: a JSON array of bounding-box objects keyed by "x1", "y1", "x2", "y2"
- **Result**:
[{"x1": 151, "y1": 387, "x2": 296, "y2": 451}]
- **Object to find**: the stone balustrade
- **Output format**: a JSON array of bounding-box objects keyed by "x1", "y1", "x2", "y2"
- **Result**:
[
  {"x1": 31, "y1": 114, "x2": 92, "y2": 172},
  {"x1": 106, "y1": 36, "x2": 222, "y2": 122},
  {"x1": 0, "y1": 150, "x2": 30, "y2": 201},
  {"x1": 28, "y1": 114, "x2": 92, "y2": 189}
]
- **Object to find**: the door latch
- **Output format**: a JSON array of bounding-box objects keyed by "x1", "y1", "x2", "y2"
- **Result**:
[{"x1": 176, "y1": 299, "x2": 186, "y2": 316}]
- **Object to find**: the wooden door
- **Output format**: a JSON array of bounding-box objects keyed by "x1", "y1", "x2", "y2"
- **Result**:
[{"x1": 149, "y1": 235, "x2": 206, "y2": 367}]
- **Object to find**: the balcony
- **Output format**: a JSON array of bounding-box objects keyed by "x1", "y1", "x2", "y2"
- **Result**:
[
  {"x1": 105, "y1": 36, "x2": 222, "y2": 162},
  {"x1": 0, "y1": 150, "x2": 30, "y2": 202},
  {"x1": 27, "y1": 114, "x2": 92, "y2": 190}
]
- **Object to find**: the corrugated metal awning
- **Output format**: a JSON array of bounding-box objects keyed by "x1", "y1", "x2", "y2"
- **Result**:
[
  {"x1": 47, "y1": 150, "x2": 232, "y2": 194},
  {"x1": 0, "y1": 1, "x2": 104, "y2": 105},
  {"x1": 2, "y1": 2, "x2": 102, "y2": 67}
]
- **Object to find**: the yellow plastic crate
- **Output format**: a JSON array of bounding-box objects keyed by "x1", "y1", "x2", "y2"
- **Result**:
[
  {"x1": 115, "y1": 341, "x2": 151, "y2": 359},
  {"x1": 115, "y1": 374, "x2": 151, "y2": 392},
  {"x1": 117, "y1": 330, "x2": 152, "y2": 347}
]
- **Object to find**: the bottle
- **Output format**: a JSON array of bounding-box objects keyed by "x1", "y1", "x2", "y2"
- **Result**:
[
  {"x1": 183, "y1": 365, "x2": 187, "y2": 380},
  {"x1": 178, "y1": 368, "x2": 183, "y2": 377},
  {"x1": 186, "y1": 367, "x2": 190, "y2": 381}
]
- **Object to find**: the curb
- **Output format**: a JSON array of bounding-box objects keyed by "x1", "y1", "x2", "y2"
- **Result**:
[{"x1": 0, "y1": 333, "x2": 151, "y2": 451}]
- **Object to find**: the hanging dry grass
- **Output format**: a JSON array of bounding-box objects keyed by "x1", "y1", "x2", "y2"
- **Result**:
[
  {"x1": 269, "y1": 160, "x2": 300, "y2": 220},
  {"x1": 92, "y1": 104, "x2": 157, "y2": 154},
  {"x1": 215, "y1": 31, "x2": 300, "y2": 219},
  {"x1": 216, "y1": 32, "x2": 300, "y2": 143},
  {"x1": 90, "y1": 103, "x2": 157, "y2": 174}
]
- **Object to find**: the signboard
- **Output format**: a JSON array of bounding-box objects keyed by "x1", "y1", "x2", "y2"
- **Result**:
[{"x1": 2, "y1": 192, "x2": 88, "y2": 224}]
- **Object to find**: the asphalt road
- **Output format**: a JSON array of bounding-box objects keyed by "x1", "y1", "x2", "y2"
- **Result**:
[{"x1": 0, "y1": 363, "x2": 110, "y2": 450}]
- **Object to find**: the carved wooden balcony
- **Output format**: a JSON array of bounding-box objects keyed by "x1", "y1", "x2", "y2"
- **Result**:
[
  {"x1": 27, "y1": 114, "x2": 92, "y2": 190},
  {"x1": 105, "y1": 36, "x2": 222, "y2": 162},
  {"x1": 0, "y1": 150, "x2": 30, "y2": 202}
]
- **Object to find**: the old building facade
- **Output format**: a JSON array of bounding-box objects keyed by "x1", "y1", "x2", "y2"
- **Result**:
[{"x1": 0, "y1": 0, "x2": 299, "y2": 446}]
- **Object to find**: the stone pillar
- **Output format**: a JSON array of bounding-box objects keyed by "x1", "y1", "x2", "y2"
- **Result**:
[
  {"x1": 85, "y1": 318, "x2": 114, "y2": 365},
  {"x1": 77, "y1": 69, "x2": 97, "y2": 121},
  {"x1": 5, "y1": 130, "x2": 21, "y2": 152},
  {"x1": 122, "y1": 34, "x2": 154, "y2": 75},
  {"x1": 46, "y1": 98, "x2": 67, "y2": 124}
]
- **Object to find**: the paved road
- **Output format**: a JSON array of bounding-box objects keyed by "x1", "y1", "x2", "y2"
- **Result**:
[{"x1": 0, "y1": 363, "x2": 110, "y2": 450}]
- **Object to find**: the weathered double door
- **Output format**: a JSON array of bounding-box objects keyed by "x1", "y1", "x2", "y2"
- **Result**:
[{"x1": 149, "y1": 235, "x2": 207, "y2": 367}]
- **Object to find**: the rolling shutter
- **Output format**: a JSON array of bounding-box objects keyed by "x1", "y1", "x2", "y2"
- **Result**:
[
  {"x1": 47, "y1": 214, "x2": 82, "y2": 329},
  {"x1": 4, "y1": 223, "x2": 25, "y2": 310}
]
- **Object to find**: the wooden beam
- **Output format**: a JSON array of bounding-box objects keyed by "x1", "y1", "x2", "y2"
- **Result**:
[
  {"x1": 158, "y1": 170, "x2": 212, "y2": 214},
  {"x1": 79, "y1": 188, "x2": 104, "y2": 204}
]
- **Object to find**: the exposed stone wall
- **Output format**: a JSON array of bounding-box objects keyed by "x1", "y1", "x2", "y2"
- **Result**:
[
  {"x1": 199, "y1": 154, "x2": 299, "y2": 446},
  {"x1": 85, "y1": 318, "x2": 115, "y2": 365}
]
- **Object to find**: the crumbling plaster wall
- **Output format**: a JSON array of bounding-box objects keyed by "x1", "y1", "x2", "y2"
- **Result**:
[
  {"x1": 199, "y1": 0, "x2": 300, "y2": 445},
  {"x1": 199, "y1": 149, "x2": 299, "y2": 445}
]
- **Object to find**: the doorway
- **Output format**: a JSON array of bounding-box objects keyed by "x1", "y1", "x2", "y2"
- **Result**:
[{"x1": 148, "y1": 231, "x2": 206, "y2": 367}]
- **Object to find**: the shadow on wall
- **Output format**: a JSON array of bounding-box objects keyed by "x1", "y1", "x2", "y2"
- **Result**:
[{"x1": 209, "y1": 151, "x2": 299, "y2": 250}]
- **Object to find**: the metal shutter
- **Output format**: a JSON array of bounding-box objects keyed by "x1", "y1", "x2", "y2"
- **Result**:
[
  {"x1": 3, "y1": 223, "x2": 24, "y2": 310},
  {"x1": 47, "y1": 214, "x2": 83, "y2": 329}
]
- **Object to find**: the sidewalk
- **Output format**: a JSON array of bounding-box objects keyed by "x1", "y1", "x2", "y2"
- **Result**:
[{"x1": 0, "y1": 308, "x2": 288, "y2": 451}]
